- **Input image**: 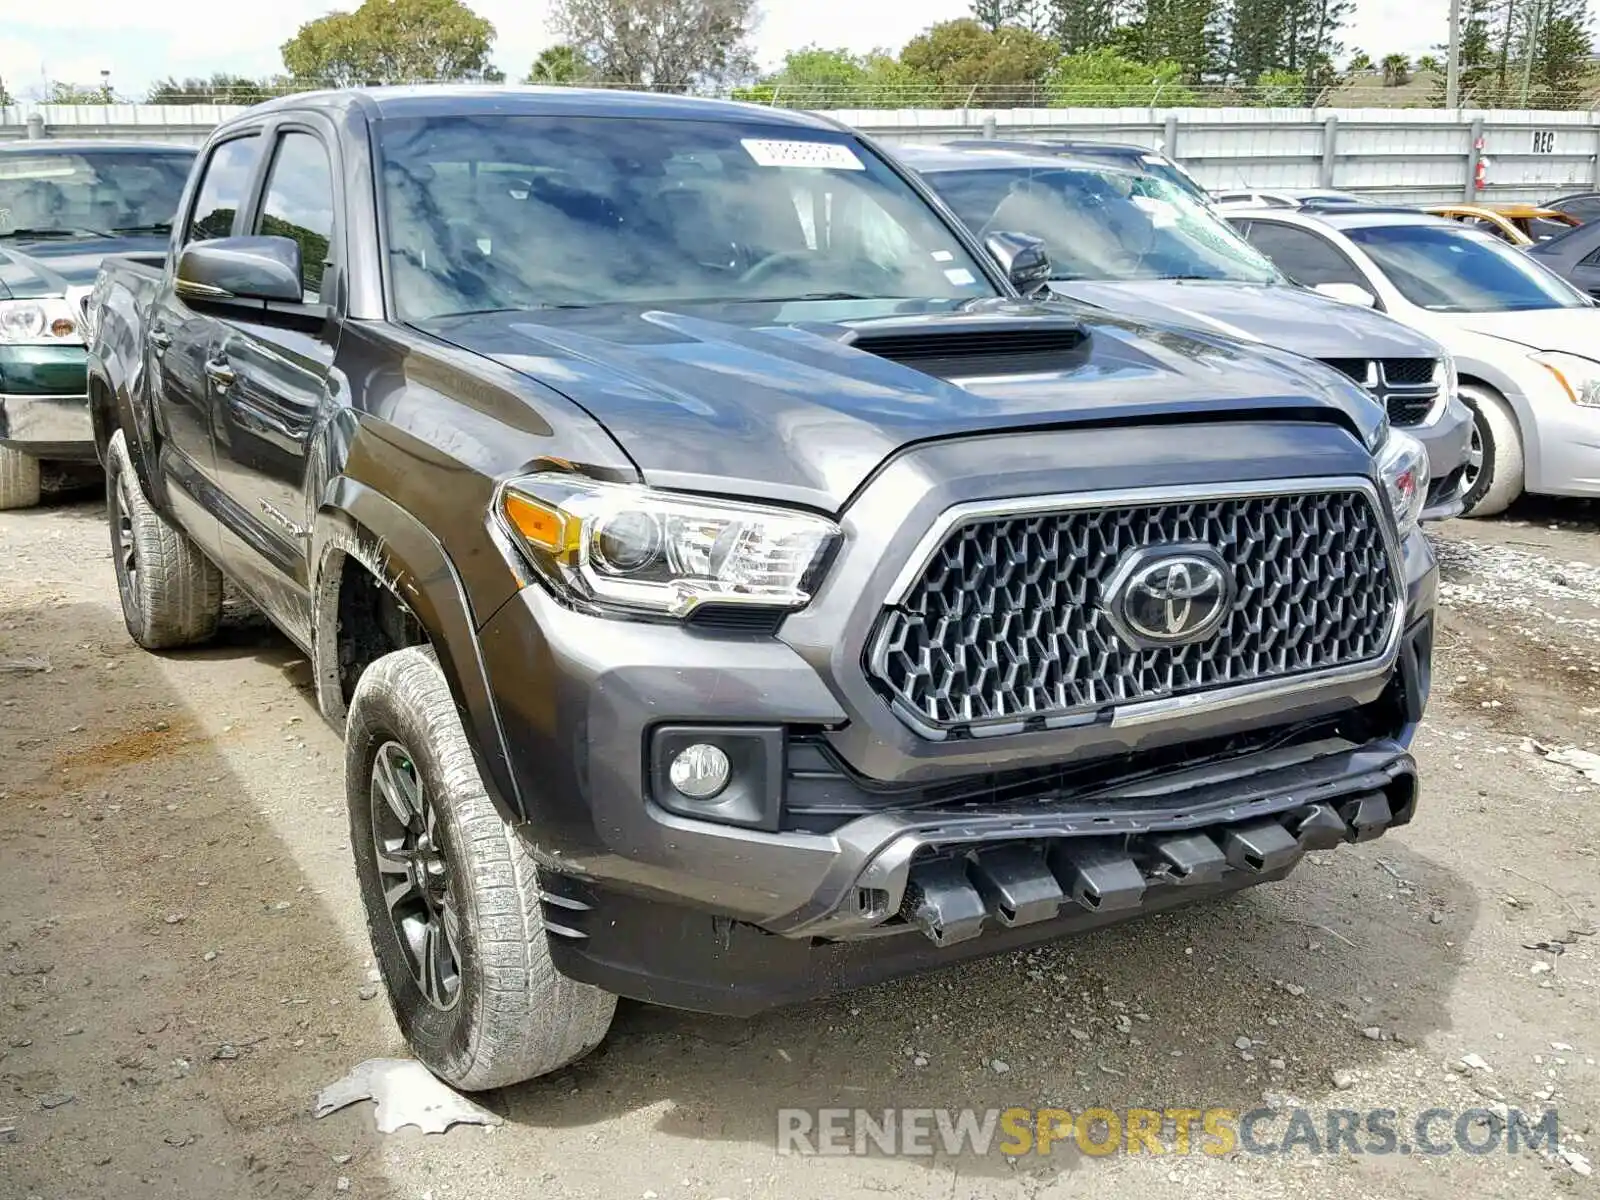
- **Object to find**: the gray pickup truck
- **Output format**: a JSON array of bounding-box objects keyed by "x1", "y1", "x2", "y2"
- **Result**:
[{"x1": 89, "y1": 86, "x2": 1435, "y2": 1090}]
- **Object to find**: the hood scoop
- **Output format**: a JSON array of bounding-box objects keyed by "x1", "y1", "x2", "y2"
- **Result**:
[{"x1": 845, "y1": 320, "x2": 1086, "y2": 380}]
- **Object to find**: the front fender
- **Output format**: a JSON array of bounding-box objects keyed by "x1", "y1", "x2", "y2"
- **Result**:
[
  {"x1": 312, "y1": 478, "x2": 526, "y2": 824},
  {"x1": 1453, "y1": 352, "x2": 1540, "y2": 480}
]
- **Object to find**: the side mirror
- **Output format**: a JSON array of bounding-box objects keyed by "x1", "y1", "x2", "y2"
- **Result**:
[
  {"x1": 176, "y1": 236, "x2": 303, "y2": 304},
  {"x1": 984, "y1": 231, "x2": 1053, "y2": 295},
  {"x1": 1312, "y1": 281, "x2": 1378, "y2": 308}
]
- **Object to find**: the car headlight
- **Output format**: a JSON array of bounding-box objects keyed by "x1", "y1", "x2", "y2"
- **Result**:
[
  {"x1": 497, "y1": 474, "x2": 841, "y2": 619},
  {"x1": 1376, "y1": 428, "x2": 1428, "y2": 536},
  {"x1": 1431, "y1": 353, "x2": 1458, "y2": 420},
  {"x1": 0, "y1": 296, "x2": 84, "y2": 346},
  {"x1": 1532, "y1": 351, "x2": 1600, "y2": 408}
]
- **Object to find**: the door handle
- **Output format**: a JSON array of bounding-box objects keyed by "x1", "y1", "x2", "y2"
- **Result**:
[
  {"x1": 204, "y1": 359, "x2": 236, "y2": 390},
  {"x1": 149, "y1": 327, "x2": 172, "y2": 353}
]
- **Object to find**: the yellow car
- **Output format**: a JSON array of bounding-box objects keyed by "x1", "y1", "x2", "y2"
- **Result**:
[{"x1": 1425, "y1": 203, "x2": 1581, "y2": 246}]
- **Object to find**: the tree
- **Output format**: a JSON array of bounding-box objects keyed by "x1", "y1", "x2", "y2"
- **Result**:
[
  {"x1": 550, "y1": 0, "x2": 757, "y2": 89},
  {"x1": 1380, "y1": 52, "x2": 1411, "y2": 85},
  {"x1": 526, "y1": 44, "x2": 594, "y2": 84},
  {"x1": 733, "y1": 47, "x2": 940, "y2": 108},
  {"x1": 281, "y1": 0, "x2": 497, "y2": 86},
  {"x1": 147, "y1": 74, "x2": 276, "y2": 105},
  {"x1": 1129, "y1": 0, "x2": 1223, "y2": 81},
  {"x1": 1346, "y1": 49, "x2": 1373, "y2": 72},
  {"x1": 901, "y1": 19, "x2": 1061, "y2": 104},
  {"x1": 971, "y1": 0, "x2": 1024, "y2": 29},
  {"x1": 0, "y1": 80, "x2": 12, "y2": 107},
  {"x1": 1049, "y1": 0, "x2": 1121, "y2": 53},
  {"x1": 46, "y1": 82, "x2": 112, "y2": 104},
  {"x1": 1527, "y1": 0, "x2": 1592, "y2": 107},
  {"x1": 1046, "y1": 46, "x2": 1196, "y2": 105},
  {"x1": 1416, "y1": 52, "x2": 1441, "y2": 72}
]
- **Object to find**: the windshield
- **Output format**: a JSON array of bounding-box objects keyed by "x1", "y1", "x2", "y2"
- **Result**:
[
  {"x1": 1134, "y1": 156, "x2": 1210, "y2": 204},
  {"x1": 376, "y1": 115, "x2": 997, "y2": 320},
  {"x1": 0, "y1": 150, "x2": 194, "y2": 237},
  {"x1": 927, "y1": 165, "x2": 1281, "y2": 285},
  {"x1": 1345, "y1": 223, "x2": 1589, "y2": 312}
]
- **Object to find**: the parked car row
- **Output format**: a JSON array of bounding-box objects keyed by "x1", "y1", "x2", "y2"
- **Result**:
[{"x1": 68, "y1": 86, "x2": 1442, "y2": 1089}]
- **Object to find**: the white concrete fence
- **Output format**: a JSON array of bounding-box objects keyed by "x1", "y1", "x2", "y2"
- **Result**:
[{"x1": 4, "y1": 101, "x2": 1598, "y2": 204}]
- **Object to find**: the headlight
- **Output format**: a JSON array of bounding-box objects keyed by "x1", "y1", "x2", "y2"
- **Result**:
[
  {"x1": 1376, "y1": 428, "x2": 1428, "y2": 536},
  {"x1": 497, "y1": 474, "x2": 841, "y2": 618},
  {"x1": 1431, "y1": 353, "x2": 1458, "y2": 419},
  {"x1": 1532, "y1": 351, "x2": 1600, "y2": 408},
  {"x1": 0, "y1": 297, "x2": 84, "y2": 346}
]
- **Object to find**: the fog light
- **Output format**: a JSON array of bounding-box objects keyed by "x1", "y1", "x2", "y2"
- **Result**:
[{"x1": 668, "y1": 743, "x2": 731, "y2": 800}]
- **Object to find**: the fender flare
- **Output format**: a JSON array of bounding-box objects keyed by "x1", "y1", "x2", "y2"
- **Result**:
[
  {"x1": 311, "y1": 478, "x2": 526, "y2": 824},
  {"x1": 88, "y1": 354, "x2": 162, "y2": 506}
]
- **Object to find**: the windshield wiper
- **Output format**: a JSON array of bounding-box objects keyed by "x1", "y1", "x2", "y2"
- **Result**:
[
  {"x1": 109, "y1": 223, "x2": 173, "y2": 236},
  {"x1": 0, "y1": 227, "x2": 113, "y2": 240}
]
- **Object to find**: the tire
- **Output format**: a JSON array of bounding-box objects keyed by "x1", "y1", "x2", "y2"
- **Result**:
[
  {"x1": 1458, "y1": 384, "x2": 1525, "y2": 519},
  {"x1": 105, "y1": 429, "x2": 223, "y2": 649},
  {"x1": 345, "y1": 645, "x2": 616, "y2": 1091},
  {"x1": 0, "y1": 444, "x2": 42, "y2": 510}
]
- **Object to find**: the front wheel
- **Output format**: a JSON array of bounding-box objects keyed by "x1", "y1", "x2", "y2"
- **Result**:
[
  {"x1": 1459, "y1": 384, "x2": 1525, "y2": 518},
  {"x1": 345, "y1": 645, "x2": 616, "y2": 1091}
]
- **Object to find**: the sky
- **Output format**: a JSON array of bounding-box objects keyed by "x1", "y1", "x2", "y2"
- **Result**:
[{"x1": 0, "y1": 0, "x2": 1440, "y2": 100}]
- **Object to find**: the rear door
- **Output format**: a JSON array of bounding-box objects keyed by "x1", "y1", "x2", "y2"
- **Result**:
[
  {"x1": 149, "y1": 131, "x2": 264, "y2": 541},
  {"x1": 207, "y1": 121, "x2": 342, "y2": 645}
]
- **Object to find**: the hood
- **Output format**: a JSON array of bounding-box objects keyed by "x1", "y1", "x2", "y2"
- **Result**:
[
  {"x1": 423, "y1": 298, "x2": 1383, "y2": 512},
  {"x1": 1050, "y1": 279, "x2": 1440, "y2": 360},
  {"x1": 1436, "y1": 307, "x2": 1600, "y2": 354},
  {"x1": 0, "y1": 234, "x2": 167, "y2": 299}
]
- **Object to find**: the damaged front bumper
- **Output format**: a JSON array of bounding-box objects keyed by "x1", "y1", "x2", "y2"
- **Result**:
[
  {"x1": 541, "y1": 735, "x2": 1418, "y2": 1015},
  {"x1": 538, "y1": 610, "x2": 1430, "y2": 1017}
]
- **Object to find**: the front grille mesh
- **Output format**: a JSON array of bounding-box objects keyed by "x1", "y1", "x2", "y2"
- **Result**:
[
  {"x1": 1317, "y1": 358, "x2": 1439, "y2": 427},
  {"x1": 869, "y1": 489, "x2": 1399, "y2": 735}
]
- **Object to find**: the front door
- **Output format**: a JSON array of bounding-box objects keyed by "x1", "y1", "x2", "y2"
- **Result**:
[
  {"x1": 208, "y1": 127, "x2": 341, "y2": 647},
  {"x1": 150, "y1": 133, "x2": 263, "y2": 538}
]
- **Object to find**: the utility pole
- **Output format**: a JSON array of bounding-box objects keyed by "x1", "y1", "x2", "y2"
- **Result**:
[
  {"x1": 1445, "y1": 0, "x2": 1462, "y2": 107},
  {"x1": 1518, "y1": 0, "x2": 1542, "y2": 106}
]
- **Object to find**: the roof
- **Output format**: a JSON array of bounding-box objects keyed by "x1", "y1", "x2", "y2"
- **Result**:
[
  {"x1": 1220, "y1": 187, "x2": 1366, "y2": 201},
  {"x1": 0, "y1": 140, "x2": 197, "y2": 154},
  {"x1": 894, "y1": 143, "x2": 1136, "y2": 176},
  {"x1": 940, "y1": 138, "x2": 1164, "y2": 157},
  {"x1": 236, "y1": 85, "x2": 840, "y2": 130},
  {"x1": 1430, "y1": 202, "x2": 1568, "y2": 219},
  {"x1": 1240, "y1": 207, "x2": 1459, "y2": 231}
]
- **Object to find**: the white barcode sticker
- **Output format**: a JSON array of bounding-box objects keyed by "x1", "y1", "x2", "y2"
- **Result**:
[
  {"x1": 944, "y1": 268, "x2": 977, "y2": 286},
  {"x1": 741, "y1": 139, "x2": 865, "y2": 171}
]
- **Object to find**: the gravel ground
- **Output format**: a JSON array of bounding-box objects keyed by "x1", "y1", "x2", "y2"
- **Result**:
[{"x1": 1, "y1": 491, "x2": 1597, "y2": 1200}]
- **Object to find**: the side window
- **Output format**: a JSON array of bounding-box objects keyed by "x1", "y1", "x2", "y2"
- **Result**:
[
  {"x1": 254, "y1": 131, "x2": 336, "y2": 303},
  {"x1": 1243, "y1": 222, "x2": 1366, "y2": 287},
  {"x1": 1579, "y1": 245, "x2": 1600, "y2": 267},
  {"x1": 186, "y1": 136, "x2": 261, "y2": 244}
]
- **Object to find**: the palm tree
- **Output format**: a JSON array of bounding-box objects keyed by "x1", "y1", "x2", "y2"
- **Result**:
[{"x1": 1381, "y1": 52, "x2": 1412, "y2": 86}]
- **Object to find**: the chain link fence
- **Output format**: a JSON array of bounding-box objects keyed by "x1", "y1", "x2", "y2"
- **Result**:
[{"x1": 9, "y1": 75, "x2": 1600, "y2": 111}]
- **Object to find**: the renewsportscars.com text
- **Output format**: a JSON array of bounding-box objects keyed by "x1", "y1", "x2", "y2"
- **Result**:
[{"x1": 777, "y1": 1106, "x2": 1561, "y2": 1158}]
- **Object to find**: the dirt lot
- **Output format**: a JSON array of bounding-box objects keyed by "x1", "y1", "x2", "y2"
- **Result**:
[{"x1": 1, "y1": 490, "x2": 1597, "y2": 1200}]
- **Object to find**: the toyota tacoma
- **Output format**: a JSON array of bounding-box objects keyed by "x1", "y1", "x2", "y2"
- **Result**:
[{"x1": 88, "y1": 87, "x2": 1435, "y2": 1090}]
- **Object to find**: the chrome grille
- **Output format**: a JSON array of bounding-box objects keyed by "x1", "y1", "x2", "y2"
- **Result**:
[
  {"x1": 868, "y1": 486, "x2": 1400, "y2": 736},
  {"x1": 1316, "y1": 358, "x2": 1439, "y2": 428}
]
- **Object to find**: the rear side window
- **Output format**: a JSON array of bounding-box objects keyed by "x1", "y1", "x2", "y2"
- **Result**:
[
  {"x1": 186, "y1": 136, "x2": 260, "y2": 244},
  {"x1": 1242, "y1": 222, "x2": 1367, "y2": 287},
  {"x1": 254, "y1": 132, "x2": 336, "y2": 302}
]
